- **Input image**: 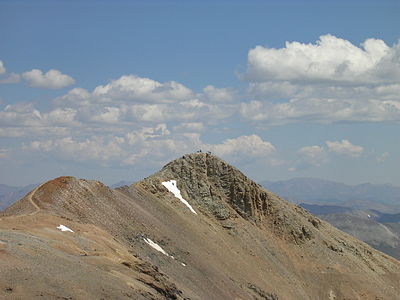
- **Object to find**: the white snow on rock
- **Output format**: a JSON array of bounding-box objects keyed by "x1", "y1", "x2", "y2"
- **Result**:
[
  {"x1": 143, "y1": 237, "x2": 174, "y2": 258},
  {"x1": 162, "y1": 180, "x2": 197, "y2": 214},
  {"x1": 57, "y1": 224, "x2": 74, "y2": 233}
]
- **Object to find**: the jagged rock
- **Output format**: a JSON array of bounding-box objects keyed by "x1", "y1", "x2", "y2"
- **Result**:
[{"x1": 140, "y1": 153, "x2": 320, "y2": 245}]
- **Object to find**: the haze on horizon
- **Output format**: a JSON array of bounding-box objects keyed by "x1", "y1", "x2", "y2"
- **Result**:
[{"x1": 0, "y1": 0, "x2": 399, "y2": 187}]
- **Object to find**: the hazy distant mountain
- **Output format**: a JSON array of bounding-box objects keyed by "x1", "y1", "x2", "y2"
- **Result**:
[
  {"x1": 109, "y1": 180, "x2": 133, "y2": 189},
  {"x1": 2, "y1": 153, "x2": 399, "y2": 299},
  {"x1": 261, "y1": 177, "x2": 400, "y2": 213},
  {"x1": 0, "y1": 183, "x2": 37, "y2": 211},
  {"x1": 261, "y1": 178, "x2": 400, "y2": 260},
  {"x1": 308, "y1": 206, "x2": 400, "y2": 261}
]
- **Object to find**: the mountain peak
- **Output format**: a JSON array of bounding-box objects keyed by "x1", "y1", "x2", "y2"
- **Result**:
[
  {"x1": 138, "y1": 152, "x2": 325, "y2": 246},
  {"x1": 2, "y1": 154, "x2": 400, "y2": 299},
  {"x1": 140, "y1": 152, "x2": 268, "y2": 220},
  {"x1": 2, "y1": 176, "x2": 111, "y2": 219}
]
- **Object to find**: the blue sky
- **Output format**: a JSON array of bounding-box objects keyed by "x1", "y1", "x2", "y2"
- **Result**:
[{"x1": 1, "y1": 0, "x2": 399, "y2": 186}]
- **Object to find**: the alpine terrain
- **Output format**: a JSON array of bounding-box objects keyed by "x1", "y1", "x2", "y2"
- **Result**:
[{"x1": 1, "y1": 153, "x2": 400, "y2": 299}]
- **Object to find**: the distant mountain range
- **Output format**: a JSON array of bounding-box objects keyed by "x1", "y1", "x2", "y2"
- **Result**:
[
  {"x1": 108, "y1": 180, "x2": 134, "y2": 189},
  {"x1": 260, "y1": 178, "x2": 400, "y2": 260},
  {"x1": 261, "y1": 177, "x2": 400, "y2": 213},
  {"x1": 0, "y1": 183, "x2": 37, "y2": 211}
]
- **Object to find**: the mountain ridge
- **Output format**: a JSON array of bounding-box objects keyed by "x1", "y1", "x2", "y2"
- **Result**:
[{"x1": 1, "y1": 153, "x2": 400, "y2": 299}]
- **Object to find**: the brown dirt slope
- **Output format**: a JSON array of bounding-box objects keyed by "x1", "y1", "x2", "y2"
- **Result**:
[{"x1": 1, "y1": 152, "x2": 400, "y2": 299}]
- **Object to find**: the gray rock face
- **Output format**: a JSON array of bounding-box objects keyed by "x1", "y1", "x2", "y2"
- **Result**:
[
  {"x1": 140, "y1": 153, "x2": 323, "y2": 245},
  {"x1": 141, "y1": 153, "x2": 273, "y2": 221}
]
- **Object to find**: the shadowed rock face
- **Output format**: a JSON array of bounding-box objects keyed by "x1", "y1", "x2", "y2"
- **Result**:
[
  {"x1": 141, "y1": 153, "x2": 271, "y2": 220},
  {"x1": 1, "y1": 153, "x2": 400, "y2": 300},
  {"x1": 140, "y1": 153, "x2": 323, "y2": 244}
]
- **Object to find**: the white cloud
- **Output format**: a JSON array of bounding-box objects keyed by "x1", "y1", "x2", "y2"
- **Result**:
[
  {"x1": 0, "y1": 104, "x2": 80, "y2": 137},
  {"x1": 0, "y1": 104, "x2": 79, "y2": 127},
  {"x1": 25, "y1": 131, "x2": 280, "y2": 169},
  {"x1": 206, "y1": 134, "x2": 277, "y2": 162},
  {"x1": 90, "y1": 107, "x2": 121, "y2": 124},
  {"x1": 0, "y1": 73, "x2": 21, "y2": 84},
  {"x1": 240, "y1": 98, "x2": 400, "y2": 125},
  {"x1": 0, "y1": 61, "x2": 20, "y2": 84},
  {"x1": 22, "y1": 69, "x2": 75, "y2": 89},
  {"x1": 241, "y1": 35, "x2": 400, "y2": 126},
  {"x1": 202, "y1": 85, "x2": 236, "y2": 102},
  {"x1": 0, "y1": 61, "x2": 5, "y2": 74},
  {"x1": 55, "y1": 87, "x2": 91, "y2": 105},
  {"x1": 326, "y1": 139, "x2": 363, "y2": 157},
  {"x1": 29, "y1": 136, "x2": 126, "y2": 164},
  {"x1": 91, "y1": 75, "x2": 193, "y2": 103},
  {"x1": 297, "y1": 145, "x2": 327, "y2": 167},
  {"x1": 52, "y1": 75, "x2": 236, "y2": 125},
  {"x1": 245, "y1": 35, "x2": 399, "y2": 84}
]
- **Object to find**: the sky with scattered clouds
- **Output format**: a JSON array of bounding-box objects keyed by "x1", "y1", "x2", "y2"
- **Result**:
[{"x1": 1, "y1": 0, "x2": 399, "y2": 186}]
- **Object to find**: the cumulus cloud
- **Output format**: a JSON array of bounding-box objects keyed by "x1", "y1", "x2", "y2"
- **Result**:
[
  {"x1": 22, "y1": 69, "x2": 75, "y2": 89},
  {"x1": 26, "y1": 123, "x2": 192, "y2": 167},
  {"x1": 297, "y1": 145, "x2": 327, "y2": 167},
  {"x1": 90, "y1": 107, "x2": 121, "y2": 124},
  {"x1": 54, "y1": 75, "x2": 237, "y2": 125},
  {"x1": 25, "y1": 130, "x2": 280, "y2": 169},
  {"x1": 55, "y1": 87, "x2": 91, "y2": 105},
  {"x1": 0, "y1": 103, "x2": 79, "y2": 127},
  {"x1": 0, "y1": 61, "x2": 20, "y2": 84},
  {"x1": 240, "y1": 98, "x2": 400, "y2": 125},
  {"x1": 91, "y1": 75, "x2": 193, "y2": 103},
  {"x1": 245, "y1": 34, "x2": 400, "y2": 84},
  {"x1": 202, "y1": 85, "x2": 236, "y2": 102},
  {"x1": 204, "y1": 134, "x2": 281, "y2": 166},
  {"x1": 326, "y1": 139, "x2": 363, "y2": 157},
  {"x1": 241, "y1": 35, "x2": 400, "y2": 125},
  {"x1": 30, "y1": 136, "x2": 126, "y2": 164},
  {"x1": 0, "y1": 103, "x2": 80, "y2": 137}
]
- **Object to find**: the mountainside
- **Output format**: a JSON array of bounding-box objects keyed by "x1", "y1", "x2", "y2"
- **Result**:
[
  {"x1": 1, "y1": 153, "x2": 400, "y2": 299},
  {"x1": 301, "y1": 203, "x2": 400, "y2": 261},
  {"x1": 261, "y1": 178, "x2": 400, "y2": 213}
]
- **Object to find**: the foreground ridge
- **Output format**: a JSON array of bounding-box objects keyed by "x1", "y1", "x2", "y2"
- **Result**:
[{"x1": 0, "y1": 153, "x2": 399, "y2": 299}]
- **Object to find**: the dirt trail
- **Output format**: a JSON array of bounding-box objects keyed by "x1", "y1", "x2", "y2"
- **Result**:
[{"x1": 27, "y1": 183, "x2": 44, "y2": 215}]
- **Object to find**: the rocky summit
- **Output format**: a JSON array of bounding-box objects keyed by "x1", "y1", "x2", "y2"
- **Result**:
[{"x1": 1, "y1": 153, "x2": 400, "y2": 299}]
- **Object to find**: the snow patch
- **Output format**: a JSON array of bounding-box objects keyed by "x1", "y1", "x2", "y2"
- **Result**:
[
  {"x1": 181, "y1": 262, "x2": 186, "y2": 266},
  {"x1": 57, "y1": 224, "x2": 74, "y2": 233},
  {"x1": 162, "y1": 180, "x2": 197, "y2": 214},
  {"x1": 143, "y1": 238, "x2": 174, "y2": 258}
]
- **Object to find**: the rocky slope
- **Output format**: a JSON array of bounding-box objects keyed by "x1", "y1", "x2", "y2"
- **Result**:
[{"x1": 1, "y1": 153, "x2": 400, "y2": 299}]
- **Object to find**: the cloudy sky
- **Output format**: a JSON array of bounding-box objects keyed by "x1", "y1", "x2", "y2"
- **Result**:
[{"x1": 1, "y1": 0, "x2": 399, "y2": 186}]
